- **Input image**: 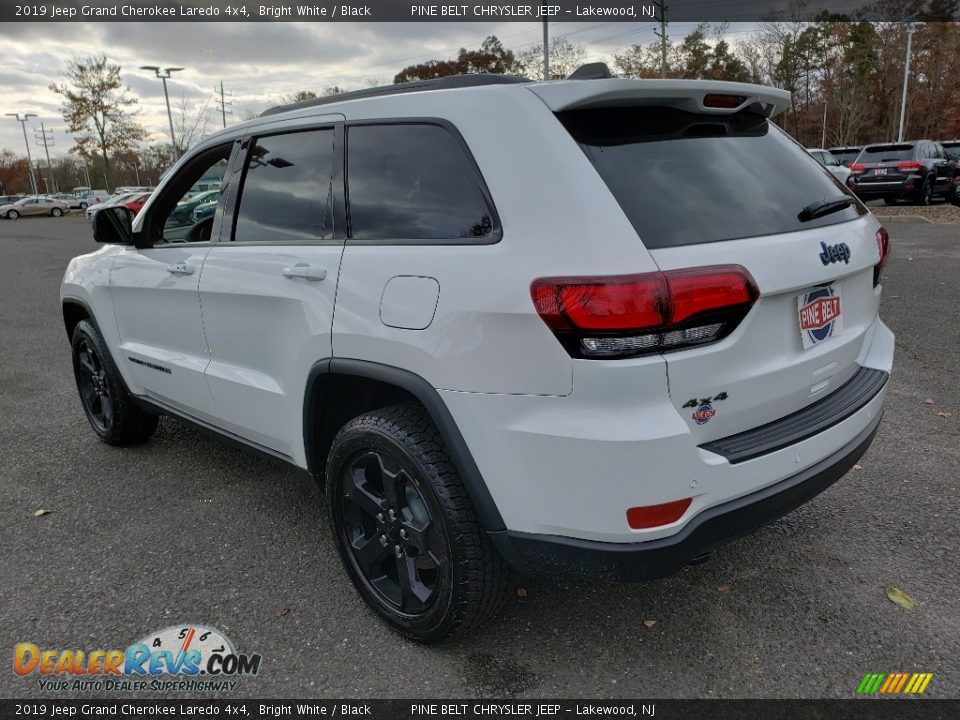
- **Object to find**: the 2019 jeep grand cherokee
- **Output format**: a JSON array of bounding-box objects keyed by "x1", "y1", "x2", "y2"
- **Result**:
[{"x1": 61, "y1": 73, "x2": 893, "y2": 642}]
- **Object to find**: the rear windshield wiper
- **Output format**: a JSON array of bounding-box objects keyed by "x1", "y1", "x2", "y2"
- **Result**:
[{"x1": 798, "y1": 196, "x2": 855, "y2": 222}]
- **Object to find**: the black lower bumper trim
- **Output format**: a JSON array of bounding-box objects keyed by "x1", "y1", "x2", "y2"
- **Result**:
[
  {"x1": 700, "y1": 366, "x2": 888, "y2": 464},
  {"x1": 489, "y1": 410, "x2": 882, "y2": 582}
]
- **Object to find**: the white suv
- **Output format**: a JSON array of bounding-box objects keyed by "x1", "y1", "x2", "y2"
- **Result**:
[{"x1": 61, "y1": 72, "x2": 894, "y2": 642}]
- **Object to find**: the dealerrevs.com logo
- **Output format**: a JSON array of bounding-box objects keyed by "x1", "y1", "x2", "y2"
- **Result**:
[{"x1": 13, "y1": 624, "x2": 261, "y2": 693}]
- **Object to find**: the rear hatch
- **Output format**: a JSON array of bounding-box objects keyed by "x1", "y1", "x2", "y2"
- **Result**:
[
  {"x1": 854, "y1": 144, "x2": 917, "y2": 187},
  {"x1": 533, "y1": 80, "x2": 883, "y2": 443},
  {"x1": 829, "y1": 147, "x2": 863, "y2": 167}
]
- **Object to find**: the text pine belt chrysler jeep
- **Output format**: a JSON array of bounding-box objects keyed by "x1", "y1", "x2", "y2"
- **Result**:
[{"x1": 61, "y1": 71, "x2": 894, "y2": 642}]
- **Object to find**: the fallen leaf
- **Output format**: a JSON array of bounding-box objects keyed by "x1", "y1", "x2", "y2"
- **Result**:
[
  {"x1": 936, "y1": 411, "x2": 952, "y2": 418},
  {"x1": 885, "y1": 586, "x2": 917, "y2": 611},
  {"x1": 643, "y1": 619, "x2": 657, "y2": 629},
  {"x1": 516, "y1": 587, "x2": 528, "y2": 599},
  {"x1": 278, "y1": 608, "x2": 290, "y2": 617},
  {"x1": 853, "y1": 464, "x2": 863, "y2": 470},
  {"x1": 718, "y1": 585, "x2": 731, "y2": 594},
  {"x1": 33, "y1": 509, "x2": 50, "y2": 517},
  {"x1": 924, "y1": 399, "x2": 935, "y2": 405}
]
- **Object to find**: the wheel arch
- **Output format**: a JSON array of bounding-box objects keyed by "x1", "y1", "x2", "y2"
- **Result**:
[
  {"x1": 62, "y1": 296, "x2": 97, "y2": 341},
  {"x1": 303, "y1": 359, "x2": 506, "y2": 532}
]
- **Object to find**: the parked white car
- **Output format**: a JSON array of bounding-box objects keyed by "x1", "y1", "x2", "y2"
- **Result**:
[
  {"x1": 807, "y1": 148, "x2": 853, "y2": 185},
  {"x1": 61, "y1": 71, "x2": 893, "y2": 642},
  {"x1": 74, "y1": 190, "x2": 110, "y2": 210}
]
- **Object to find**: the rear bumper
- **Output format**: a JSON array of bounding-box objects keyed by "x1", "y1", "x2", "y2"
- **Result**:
[{"x1": 489, "y1": 409, "x2": 883, "y2": 582}]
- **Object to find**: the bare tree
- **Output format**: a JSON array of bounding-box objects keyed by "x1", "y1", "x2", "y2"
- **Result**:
[
  {"x1": 49, "y1": 54, "x2": 147, "y2": 189},
  {"x1": 174, "y1": 93, "x2": 213, "y2": 154},
  {"x1": 519, "y1": 37, "x2": 587, "y2": 80}
]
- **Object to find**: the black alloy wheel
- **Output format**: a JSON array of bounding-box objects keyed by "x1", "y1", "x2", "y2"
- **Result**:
[
  {"x1": 338, "y1": 448, "x2": 441, "y2": 614},
  {"x1": 75, "y1": 336, "x2": 113, "y2": 433},
  {"x1": 326, "y1": 403, "x2": 513, "y2": 642},
  {"x1": 70, "y1": 320, "x2": 158, "y2": 445}
]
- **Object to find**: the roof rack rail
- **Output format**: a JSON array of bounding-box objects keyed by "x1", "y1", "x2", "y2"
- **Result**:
[{"x1": 260, "y1": 73, "x2": 531, "y2": 117}]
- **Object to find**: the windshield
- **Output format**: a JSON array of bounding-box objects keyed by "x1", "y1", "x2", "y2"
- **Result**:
[{"x1": 558, "y1": 106, "x2": 864, "y2": 249}]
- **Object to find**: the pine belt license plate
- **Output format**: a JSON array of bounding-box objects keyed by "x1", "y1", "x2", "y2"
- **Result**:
[{"x1": 798, "y1": 284, "x2": 843, "y2": 349}]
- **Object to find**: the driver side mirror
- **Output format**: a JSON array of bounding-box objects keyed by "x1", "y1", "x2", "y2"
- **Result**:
[{"x1": 93, "y1": 206, "x2": 134, "y2": 244}]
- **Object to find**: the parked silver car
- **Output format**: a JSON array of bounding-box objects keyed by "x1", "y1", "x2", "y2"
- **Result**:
[
  {"x1": 0, "y1": 195, "x2": 71, "y2": 219},
  {"x1": 807, "y1": 148, "x2": 852, "y2": 184}
]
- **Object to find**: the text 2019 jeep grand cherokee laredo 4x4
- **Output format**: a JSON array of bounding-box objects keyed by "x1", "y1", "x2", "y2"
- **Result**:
[{"x1": 61, "y1": 73, "x2": 894, "y2": 642}]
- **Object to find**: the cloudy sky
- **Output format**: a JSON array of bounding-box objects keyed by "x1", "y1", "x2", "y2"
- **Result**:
[{"x1": 0, "y1": 20, "x2": 743, "y2": 159}]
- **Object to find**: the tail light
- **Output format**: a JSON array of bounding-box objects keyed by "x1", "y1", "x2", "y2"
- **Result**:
[
  {"x1": 531, "y1": 265, "x2": 758, "y2": 359},
  {"x1": 897, "y1": 161, "x2": 923, "y2": 171},
  {"x1": 849, "y1": 163, "x2": 865, "y2": 172},
  {"x1": 874, "y1": 227, "x2": 890, "y2": 287}
]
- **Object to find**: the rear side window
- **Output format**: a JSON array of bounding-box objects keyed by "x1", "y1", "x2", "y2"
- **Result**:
[
  {"x1": 347, "y1": 123, "x2": 497, "y2": 241},
  {"x1": 862, "y1": 144, "x2": 915, "y2": 162},
  {"x1": 234, "y1": 128, "x2": 335, "y2": 243},
  {"x1": 558, "y1": 106, "x2": 864, "y2": 249}
]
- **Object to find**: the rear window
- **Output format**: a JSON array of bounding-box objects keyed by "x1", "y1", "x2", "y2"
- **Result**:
[
  {"x1": 558, "y1": 106, "x2": 864, "y2": 249},
  {"x1": 861, "y1": 144, "x2": 915, "y2": 161},
  {"x1": 829, "y1": 148, "x2": 862, "y2": 163}
]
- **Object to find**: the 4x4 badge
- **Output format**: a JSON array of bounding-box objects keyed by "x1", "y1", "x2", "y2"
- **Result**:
[{"x1": 819, "y1": 241, "x2": 851, "y2": 265}]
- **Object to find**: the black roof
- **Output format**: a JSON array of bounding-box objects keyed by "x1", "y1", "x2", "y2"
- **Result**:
[{"x1": 261, "y1": 73, "x2": 530, "y2": 117}]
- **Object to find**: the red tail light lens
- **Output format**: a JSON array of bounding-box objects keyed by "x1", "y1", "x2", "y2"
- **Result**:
[
  {"x1": 627, "y1": 498, "x2": 692, "y2": 529},
  {"x1": 849, "y1": 163, "x2": 865, "y2": 172},
  {"x1": 874, "y1": 227, "x2": 890, "y2": 286},
  {"x1": 703, "y1": 94, "x2": 746, "y2": 109},
  {"x1": 897, "y1": 161, "x2": 923, "y2": 171},
  {"x1": 531, "y1": 265, "x2": 758, "y2": 359}
]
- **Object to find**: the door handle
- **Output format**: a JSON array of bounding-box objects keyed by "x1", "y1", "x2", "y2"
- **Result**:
[
  {"x1": 166, "y1": 262, "x2": 195, "y2": 276},
  {"x1": 282, "y1": 265, "x2": 327, "y2": 281}
]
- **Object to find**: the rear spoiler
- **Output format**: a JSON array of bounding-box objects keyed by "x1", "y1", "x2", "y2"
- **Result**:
[{"x1": 527, "y1": 79, "x2": 791, "y2": 117}]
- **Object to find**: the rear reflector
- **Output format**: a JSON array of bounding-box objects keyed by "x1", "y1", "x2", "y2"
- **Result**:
[
  {"x1": 627, "y1": 498, "x2": 692, "y2": 529},
  {"x1": 703, "y1": 94, "x2": 746, "y2": 109},
  {"x1": 531, "y1": 265, "x2": 758, "y2": 359}
]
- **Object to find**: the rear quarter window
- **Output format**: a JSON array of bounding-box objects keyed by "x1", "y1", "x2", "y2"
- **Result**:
[
  {"x1": 346, "y1": 123, "x2": 498, "y2": 242},
  {"x1": 558, "y1": 106, "x2": 864, "y2": 249}
]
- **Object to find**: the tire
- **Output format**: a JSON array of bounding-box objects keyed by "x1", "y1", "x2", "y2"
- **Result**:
[
  {"x1": 917, "y1": 177, "x2": 934, "y2": 206},
  {"x1": 51, "y1": 207, "x2": 63, "y2": 217},
  {"x1": 326, "y1": 402, "x2": 512, "y2": 643},
  {"x1": 79, "y1": 202, "x2": 88, "y2": 210},
  {"x1": 883, "y1": 197, "x2": 898, "y2": 206},
  {"x1": 71, "y1": 320, "x2": 159, "y2": 446},
  {"x1": 7, "y1": 210, "x2": 19, "y2": 219}
]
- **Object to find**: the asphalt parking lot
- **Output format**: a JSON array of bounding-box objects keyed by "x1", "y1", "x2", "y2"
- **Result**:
[{"x1": 0, "y1": 214, "x2": 957, "y2": 700}]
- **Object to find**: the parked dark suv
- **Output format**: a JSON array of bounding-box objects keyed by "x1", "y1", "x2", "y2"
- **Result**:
[{"x1": 849, "y1": 140, "x2": 957, "y2": 205}]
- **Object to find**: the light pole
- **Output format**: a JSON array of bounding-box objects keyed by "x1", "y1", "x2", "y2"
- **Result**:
[
  {"x1": 140, "y1": 65, "x2": 184, "y2": 162},
  {"x1": 6, "y1": 112, "x2": 38, "y2": 194},
  {"x1": 542, "y1": 20, "x2": 549, "y2": 80},
  {"x1": 897, "y1": 23, "x2": 921, "y2": 143}
]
